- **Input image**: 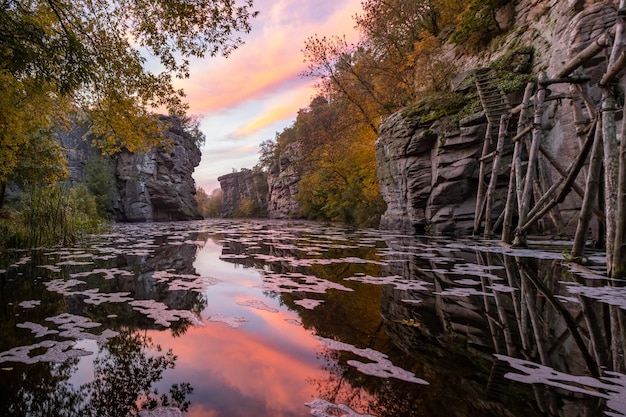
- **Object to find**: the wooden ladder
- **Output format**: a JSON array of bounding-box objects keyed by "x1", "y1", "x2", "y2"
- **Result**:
[{"x1": 473, "y1": 68, "x2": 511, "y2": 236}]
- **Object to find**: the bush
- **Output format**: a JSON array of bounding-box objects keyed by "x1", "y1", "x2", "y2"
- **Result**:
[{"x1": 0, "y1": 183, "x2": 106, "y2": 248}]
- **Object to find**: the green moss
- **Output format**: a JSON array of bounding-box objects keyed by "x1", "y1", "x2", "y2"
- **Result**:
[
  {"x1": 490, "y1": 46, "x2": 536, "y2": 93},
  {"x1": 402, "y1": 92, "x2": 470, "y2": 126}
]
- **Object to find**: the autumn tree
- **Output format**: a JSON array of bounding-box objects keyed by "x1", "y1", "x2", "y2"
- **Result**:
[
  {"x1": 196, "y1": 187, "x2": 222, "y2": 218},
  {"x1": 0, "y1": 0, "x2": 257, "y2": 206}
]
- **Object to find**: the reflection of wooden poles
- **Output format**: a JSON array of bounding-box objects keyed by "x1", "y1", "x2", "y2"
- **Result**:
[
  {"x1": 518, "y1": 259, "x2": 600, "y2": 377},
  {"x1": 503, "y1": 255, "x2": 529, "y2": 351}
]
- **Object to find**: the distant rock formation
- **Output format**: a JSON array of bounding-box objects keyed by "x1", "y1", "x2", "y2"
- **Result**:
[
  {"x1": 217, "y1": 169, "x2": 268, "y2": 217},
  {"x1": 267, "y1": 142, "x2": 301, "y2": 219},
  {"x1": 111, "y1": 116, "x2": 202, "y2": 222}
]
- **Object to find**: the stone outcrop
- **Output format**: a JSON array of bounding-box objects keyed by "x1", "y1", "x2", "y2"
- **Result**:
[
  {"x1": 217, "y1": 169, "x2": 268, "y2": 217},
  {"x1": 110, "y1": 116, "x2": 202, "y2": 222},
  {"x1": 376, "y1": 1, "x2": 620, "y2": 235},
  {"x1": 267, "y1": 142, "x2": 301, "y2": 219}
]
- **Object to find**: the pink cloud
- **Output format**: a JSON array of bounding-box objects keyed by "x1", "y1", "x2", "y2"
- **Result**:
[{"x1": 178, "y1": 0, "x2": 362, "y2": 115}]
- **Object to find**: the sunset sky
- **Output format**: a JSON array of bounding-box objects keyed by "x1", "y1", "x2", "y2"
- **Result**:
[{"x1": 175, "y1": 0, "x2": 363, "y2": 192}]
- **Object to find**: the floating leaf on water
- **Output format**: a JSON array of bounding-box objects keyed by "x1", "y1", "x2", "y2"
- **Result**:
[
  {"x1": 316, "y1": 336, "x2": 428, "y2": 384},
  {"x1": 16, "y1": 321, "x2": 59, "y2": 338},
  {"x1": 0, "y1": 340, "x2": 92, "y2": 364},
  {"x1": 18, "y1": 300, "x2": 41, "y2": 309},
  {"x1": 236, "y1": 299, "x2": 279, "y2": 313},
  {"x1": 206, "y1": 314, "x2": 248, "y2": 328},
  {"x1": 305, "y1": 398, "x2": 377, "y2": 417},
  {"x1": 294, "y1": 299, "x2": 324, "y2": 310},
  {"x1": 393, "y1": 319, "x2": 421, "y2": 327}
]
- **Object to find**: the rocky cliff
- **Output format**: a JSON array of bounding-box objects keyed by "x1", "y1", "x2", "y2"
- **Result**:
[
  {"x1": 376, "y1": 0, "x2": 619, "y2": 235},
  {"x1": 217, "y1": 169, "x2": 268, "y2": 217},
  {"x1": 267, "y1": 141, "x2": 301, "y2": 219},
  {"x1": 111, "y1": 116, "x2": 202, "y2": 222}
]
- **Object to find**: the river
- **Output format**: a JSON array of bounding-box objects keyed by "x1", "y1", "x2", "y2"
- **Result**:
[{"x1": 0, "y1": 219, "x2": 624, "y2": 416}]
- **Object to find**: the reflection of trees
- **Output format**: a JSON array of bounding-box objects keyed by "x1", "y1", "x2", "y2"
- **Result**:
[
  {"x1": 0, "y1": 329, "x2": 192, "y2": 416},
  {"x1": 78, "y1": 329, "x2": 192, "y2": 416},
  {"x1": 0, "y1": 360, "x2": 82, "y2": 417}
]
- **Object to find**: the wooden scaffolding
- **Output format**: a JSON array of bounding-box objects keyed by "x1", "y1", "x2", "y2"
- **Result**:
[{"x1": 472, "y1": 3, "x2": 626, "y2": 278}]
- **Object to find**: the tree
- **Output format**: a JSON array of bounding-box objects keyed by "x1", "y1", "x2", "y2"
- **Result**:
[
  {"x1": 0, "y1": 0, "x2": 257, "y2": 205},
  {"x1": 255, "y1": 137, "x2": 279, "y2": 172},
  {"x1": 195, "y1": 187, "x2": 222, "y2": 218}
]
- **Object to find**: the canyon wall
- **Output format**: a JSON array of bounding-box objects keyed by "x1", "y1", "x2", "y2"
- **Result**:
[
  {"x1": 376, "y1": 0, "x2": 620, "y2": 234},
  {"x1": 267, "y1": 142, "x2": 301, "y2": 219},
  {"x1": 61, "y1": 116, "x2": 202, "y2": 222},
  {"x1": 111, "y1": 116, "x2": 202, "y2": 222},
  {"x1": 217, "y1": 169, "x2": 269, "y2": 217}
]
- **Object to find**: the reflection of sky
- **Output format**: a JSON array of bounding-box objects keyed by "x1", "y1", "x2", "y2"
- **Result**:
[{"x1": 152, "y1": 238, "x2": 327, "y2": 416}]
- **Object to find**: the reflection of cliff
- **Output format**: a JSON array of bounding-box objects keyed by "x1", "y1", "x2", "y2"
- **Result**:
[
  {"x1": 219, "y1": 230, "x2": 534, "y2": 416},
  {"x1": 64, "y1": 233, "x2": 207, "y2": 332},
  {"x1": 380, "y1": 235, "x2": 625, "y2": 416}
]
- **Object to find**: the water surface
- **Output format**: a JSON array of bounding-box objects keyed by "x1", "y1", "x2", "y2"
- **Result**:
[{"x1": 0, "y1": 219, "x2": 624, "y2": 416}]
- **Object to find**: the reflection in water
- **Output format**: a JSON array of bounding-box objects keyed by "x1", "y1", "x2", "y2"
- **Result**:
[{"x1": 0, "y1": 219, "x2": 625, "y2": 416}]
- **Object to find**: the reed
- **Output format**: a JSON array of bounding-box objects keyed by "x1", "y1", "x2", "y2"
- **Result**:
[{"x1": 0, "y1": 183, "x2": 106, "y2": 249}]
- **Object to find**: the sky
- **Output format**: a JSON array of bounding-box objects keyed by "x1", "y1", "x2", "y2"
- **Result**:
[{"x1": 173, "y1": 0, "x2": 363, "y2": 192}]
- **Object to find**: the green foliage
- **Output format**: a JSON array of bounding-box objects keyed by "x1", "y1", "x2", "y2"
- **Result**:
[
  {"x1": 195, "y1": 187, "x2": 222, "y2": 218},
  {"x1": 233, "y1": 198, "x2": 255, "y2": 218},
  {"x1": 1, "y1": 0, "x2": 257, "y2": 178},
  {"x1": 490, "y1": 46, "x2": 536, "y2": 92},
  {"x1": 85, "y1": 154, "x2": 116, "y2": 218},
  {"x1": 0, "y1": 183, "x2": 106, "y2": 249},
  {"x1": 291, "y1": 96, "x2": 386, "y2": 227},
  {"x1": 255, "y1": 137, "x2": 279, "y2": 172}
]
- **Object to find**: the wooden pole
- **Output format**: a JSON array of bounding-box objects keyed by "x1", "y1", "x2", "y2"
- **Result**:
[
  {"x1": 503, "y1": 82, "x2": 535, "y2": 243},
  {"x1": 520, "y1": 119, "x2": 598, "y2": 235},
  {"x1": 554, "y1": 28, "x2": 615, "y2": 79},
  {"x1": 572, "y1": 117, "x2": 604, "y2": 260},
  {"x1": 603, "y1": 0, "x2": 626, "y2": 276},
  {"x1": 612, "y1": 96, "x2": 626, "y2": 277},
  {"x1": 514, "y1": 73, "x2": 547, "y2": 246},
  {"x1": 474, "y1": 120, "x2": 493, "y2": 235},
  {"x1": 485, "y1": 111, "x2": 510, "y2": 237}
]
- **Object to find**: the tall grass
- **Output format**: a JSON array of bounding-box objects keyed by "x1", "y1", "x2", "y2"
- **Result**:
[{"x1": 0, "y1": 183, "x2": 106, "y2": 248}]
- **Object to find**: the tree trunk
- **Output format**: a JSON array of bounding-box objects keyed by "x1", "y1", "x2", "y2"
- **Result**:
[{"x1": 0, "y1": 183, "x2": 5, "y2": 210}]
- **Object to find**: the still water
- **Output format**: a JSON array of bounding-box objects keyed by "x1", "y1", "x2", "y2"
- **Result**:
[{"x1": 0, "y1": 219, "x2": 624, "y2": 416}]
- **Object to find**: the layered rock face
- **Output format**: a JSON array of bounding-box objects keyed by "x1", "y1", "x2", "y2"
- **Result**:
[
  {"x1": 111, "y1": 116, "x2": 202, "y2": 222},
  {"x1": 377, "y1": 114, "x2": 488, "y2": 234},
  {"x1": 376, "y1": 1, "x2": 619, "y2": 234},
  {"x1": 217, "y1": 169, "x2": 268, "y2": 217},
  {"x1": 267, "y1": 142, "x2": 301, "y2": 219}
]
